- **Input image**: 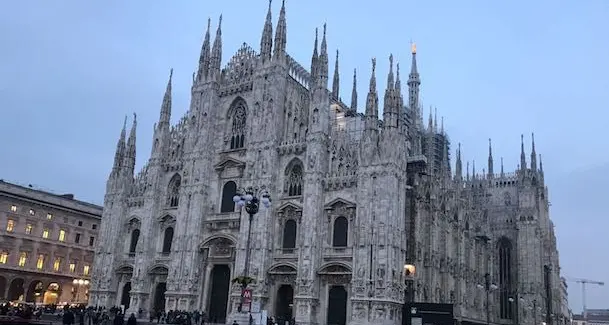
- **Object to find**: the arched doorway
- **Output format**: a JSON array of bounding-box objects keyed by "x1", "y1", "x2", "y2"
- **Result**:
[
  {"x1": 121, "y1": 282, "x2": 132, "y2": 309},
  {"x1": 275, "y1": 285, "x2": 294, "y2": 324},
  {"x1": 26, "y1": 281, "x2": 44, "y2": 303},
  {"x1": 153, "y1": 282, "x2": 166, "y2": 313},
  {"x1": 7, "y1": 278, "x2": 24, "y2": 301},
  {"x1": 0, "y1": 276, "x2": 6, "y2": 300},
  {"x1": 327, "y1": 285, "x2": 348, "y2": 325},
  {"x1": 43, "y1": 283, "x2": 61, "y2": 304},
  {"x1": 208, "y1": 264, "x2": 231, "y2": 323}
]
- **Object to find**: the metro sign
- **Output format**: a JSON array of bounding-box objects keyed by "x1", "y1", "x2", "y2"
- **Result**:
[{"x1": 242, "y1": 289, "x2": 252, "y2": 304}]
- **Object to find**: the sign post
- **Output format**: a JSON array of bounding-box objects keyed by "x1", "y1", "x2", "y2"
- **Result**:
[{"x1": 242, "y1": 289, "x2": 252, "y2": 312}]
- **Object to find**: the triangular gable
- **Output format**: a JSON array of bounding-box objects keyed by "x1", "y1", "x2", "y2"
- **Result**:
[
  {"x1": 277, "y1": 201, "x2": 303, "y2": 212},
  {"x1": 324, "y1": 197, "x2": 356, "y2": 209},
  {"x1": 214, "y1": 157, "x2": 246, "y2": 171}
]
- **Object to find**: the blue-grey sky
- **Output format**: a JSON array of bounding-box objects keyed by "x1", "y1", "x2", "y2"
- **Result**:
[{"x1": 1, "y1": 0, "x2": 607, "y2": 312}]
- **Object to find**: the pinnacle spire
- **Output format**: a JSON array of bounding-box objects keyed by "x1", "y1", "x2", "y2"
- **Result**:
[
  {"x1": 112, "y1": 116, "x2": 128, "y2": 173},
  {"x1": 159, "y1": 68, "x2": 173, "y2": 125},
  {"x1": 466, "y1": 161, "x2": 470, "y2": 181},
  {"x1": 210, "y1": 15, "x2": 223, "y2": 75},
  {"x1": 350, "y1": 68, "x2": 357, "y2": 110},
  {"x1": 196, "y1": 18, "x2": 212, "y2": 81},
  {"x1": 488, "y1": 138, "x2": 494, "y2": 178},
  {"x1": 387, "y1": 54, "x2": 395, "y2": 88},
  {"x1": 520, "y1": 134, "x2": 526, "y2": 171},
  {"x1": 260, "y1": 0, "x2": 273, "y2": 62},
  {"x1": 364, "y1": 58, "x2": 379, "y2": 131},
  {"x1": 472, "y1": 160, "x2": 477, "y2": 180},
  {"x1": 310, "y1": 28, "x2": 319, "y2": 85},
  {"x1": 124, "y1": 113, "x2": 137, "y2": 175},
  {"x1": 395, "y1": 62, "x2": 401, "y2": 92},
  {"x1": 408, "y1": 41, "x2": 421, "y2": 131},
  {"x1": 273, "y1": 0, "x2": 287, "y2": 60},
  {"x1": 318, "y1": 23, "x2": 329, "y2": 86},
  {"x1": 455, "y1": 143, "x2": 463, "y2": 181},
  {"x1": 500, "y1": 157, "x2": 505, "y2": 177},
  {"x1": 332, "y1": 49, "x2": 340, "y2": 99},
  {"x1": 530, "y1": 132, "x2": 537, "y2": 170}
]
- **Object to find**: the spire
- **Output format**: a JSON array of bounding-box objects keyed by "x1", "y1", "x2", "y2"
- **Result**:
[
  {"x1": 273, "y1": 0, "x2": 287, "y2": 61},
  {"x1": 395, "y1": 62, "x2": 401, "y2": 91},
  {"x1": 427, "y1": 108, "x2": 433, "y2": 131},
  {"x1": 196, "y1": 18, "x2": 212, "y2": 81},
  {"x1": 210, "y1": 15, "x2": 223, "y2": 76},
  {"x1": 466, "y1": 161, "x2": 470, "y2": 181},
  {"x1": 350, "y1": 68, "x2": 357, "y2": 110},
  {"x1": 260, "y1": 0, "x2": 273, "y2": 63},
  {"x1": 383, "y1": 54, "x2": 398, "y2": 128},
  {"x1": 530, "y1": 133, "x2": 537, "y2": 171},
  {"x1": 310, "y1": 28, "x2": 319, "y2": 86},
  {"x1": 159, "y1": 69, "x2": 173, "y2": 126},
  {"x1": 332, "y1": 49, "x2": 340, "y2": 99},
  {"x1": 408, "y1": 41, "x2": 421, "y2": 131},
  {"x1": 433, "y1": 107, "x2": 438, "y2": 131},
  {"x1": 112, "y1": 116, "x2": 127, "y2": 173},
  {"x1": 440, "y1": 116, "x2": 444, "y2": 134},
  {"x1": 455, "y1": 143, "x2": 463, "y2": 181},
  {"x1": 364, "y1": 58, "x2": 379, "y2": 131},
  {"x1": 472, "y1": 160, "x2": 477, "y2": 180},
  {"x1": 500, "y1": 157, "x2": 505, "y2": 177},
  {"x1": 124, "y1": 113, "x2": 137, "y2": 174},
  {"x1": 318, "y1": 23, "x2": 329, "y2": 87},
  {"x1": 539, "y1": 154, "x2": 544, "y2": 173},
  {"x1": 387, "y1": 54, "x2": 395, "y2": 89},
  {"x1": 488, "y1": 138, "x2": 494, "y2": 178},
  {"x1": 520, "y1": 134, "x2": 527, "y2": 171}
]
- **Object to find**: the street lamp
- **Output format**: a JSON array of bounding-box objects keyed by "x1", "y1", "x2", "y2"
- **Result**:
[
  {"x1": 477, "y1": 273, "x2": 498, "y2": 325},
  {"x1": 403, "y1": 264, "x2": 416, "y2": 303},
  {"x1": 233, "y1": 187, "x2": 271, "y2": 313},
  {"x1": 72, "y1": 279, "x2": 90, "y2": 304}
]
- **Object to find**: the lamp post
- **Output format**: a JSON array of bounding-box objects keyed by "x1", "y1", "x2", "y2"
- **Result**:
[
  {"x1": 403, "y1": 264, "x2": 416, "y2": 302},
  {"x1": 72, "y1": 279, "x2": 90, "y2": 304},
  {"x1": 477, "y1": 273, "x2": 498, "y2": 325},
  {"x1": 233, "y1": 187, "x2": 271, "y2": 313}
]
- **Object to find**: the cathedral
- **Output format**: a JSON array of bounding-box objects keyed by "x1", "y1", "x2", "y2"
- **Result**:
[{"x1": 88, "y1": 2, "x2": 567, "y2": 325}]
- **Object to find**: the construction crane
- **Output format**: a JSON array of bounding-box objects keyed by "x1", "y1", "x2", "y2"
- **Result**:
[{"x1": 566, "y1": 277, "x2": 605, "y2": 315}]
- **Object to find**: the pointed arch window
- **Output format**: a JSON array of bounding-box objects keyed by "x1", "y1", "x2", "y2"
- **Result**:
[
  {"x1": 166, "y1": 174, "x2": 181, "y2": 208},
  {"x1": 285, "y1": 159, "x2": 304, "y2": 197},
  {"x1": 162, "y1": 227, "x2": 174, "y2": 253},
  {"x1": 498, "y1": 238, "x2": 514, "y2": 320},
  {"x1": 332, "y1": 216, "x2": 348, "y2": 247},
  {"x1": 282, "y1": 219, "x2": 297, "y2": 252},
  {"x1": 220, "y1": 181, "x2": 237, "y2": 213},
  {"x1": 229, "y1": 101, "x2": 247, "y2": 149},
  {"x1": 129, "y1": 229, "x2": 140, "y2": 253}
]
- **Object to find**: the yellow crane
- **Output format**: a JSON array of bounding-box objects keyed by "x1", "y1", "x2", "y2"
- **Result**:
[{"x1": 566, "y1": 277, "x2": 605, "y2": 315}]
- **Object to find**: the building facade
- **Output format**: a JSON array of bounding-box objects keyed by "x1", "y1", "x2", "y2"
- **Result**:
[
  {"x1": 0, "y1": 180, "x2": 102, "y2": 305},
  {"x1": 88, "y1": 2, "x2": 567, "y2": 325}
]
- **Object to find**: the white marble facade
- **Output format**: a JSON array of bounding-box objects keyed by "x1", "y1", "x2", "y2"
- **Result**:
[{"x1": 88, "y1": 2, "x2": 568, "y2": 325}]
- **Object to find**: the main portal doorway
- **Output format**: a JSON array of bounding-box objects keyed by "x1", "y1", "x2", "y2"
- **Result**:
[
  {"x1": 327, "y1": 285, "x2": 348, "y2": 325},
  {"x1": 207, "y1": 264, "x2": 231, "y2": 324}
]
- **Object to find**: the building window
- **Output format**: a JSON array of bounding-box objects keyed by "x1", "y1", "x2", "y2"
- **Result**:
[
  {"x1": 0, "y1": 252, "x2": 8, "y2": 264},
  {"x1": 282, "y1": 219, "x2": 297, "y2": 251},
  {"x1": 332, "y1": 216, "x2": 349, "y2": 247},
  {"x1": 89, "y1": 236, "x2": 95, "y2": 246},
  {"x1": 129, "y1": 229, "x2": 140, "y2": 253},
  {"x1": 78, "y1": 221, "x2": 83, "y2": 227},
  {"x1": 36, "y1": 254, "x2": 45, "y2": 269},
  {"x1": 10, "y1": 205, "x2": 17, "y2": 212},
  {"x1": 75, "y1": 233, "x2": 81, "y2": 244},
  {"x1": 92, "y1": 224, "x2": 97, "y2": 230},
  {"x1": 46, "y1": 213, "x2": 53, "y2": 220},
  {"x1": 162, "y1": 227, "x2": 174, "y2": 253},
  {"x1": 18, "y1": 252, "x2": 27, "y2": 267},
  {"x1": 29, "y1": 209, "x2": 35, "y2": 216},
  {"x1": 498, "y1": 237, "x2": 514, "y2": 320},
  {"x1": 25, "y1": 224, "x2": 33, "y2": 234},
  {"x1": 42, "y1": 228, "x2": 50, "y2": 239},
  {"x1": 229, "y1": 99, "x2": 247, "y2": 149},
  {"x1": 53, "y1": 257, "x2": 61, "y2": 271},
  {"x1": 166, "y1": 174, "x2": 182, "y2": 207},
  {"x1": 220, "y1": 181, "x2": 237, "y2": 213},
  {"x1": 83, "y1": 265, "x2": 90, "y2": 275},
  {"x1": 69, "y1": 262, "x2": 76, "y2": 273},
  {"x1": 6, "y1": 219, "x2": 15, "y2": 232},
  {"x1": 285, "y1": 159, "x2": 304, "y2": 196},
  {"x1": 59, "y1": 229, "x2": 66, "y2": 242}
]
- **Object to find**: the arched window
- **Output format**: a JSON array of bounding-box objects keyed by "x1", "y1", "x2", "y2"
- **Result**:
[
  {"x1": 129, "y1": 229, "x2": 140, "y2": 253},
  {"x1": 498, "y1": 238, "x2": 514, "y2": 320},
  {"x1": 282, "y1": 219, "x2": 297, "y2": 251},
  {"x1": 166, "y1": 174, "x2": 181, "y2": 208},
  {"x1": 162, "y1": 227, "x2": 174, "y2": 253},
  {"x1": 229, "y1": 101, "x2": 247, "y2": 149},
  {"x1": 332, "y1": 216, "x2": 348, "y2": 247},
  {"x1": 285, "y1": 159, "x2": 304, "y2": 197},
  {"x1": 220, "y1": 181, "x2": 237, "y2": 213}
]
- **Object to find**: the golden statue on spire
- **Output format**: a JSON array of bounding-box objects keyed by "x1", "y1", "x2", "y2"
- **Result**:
[{"x1": 411, "y1": 41, "x2": 417, "y2": 54}]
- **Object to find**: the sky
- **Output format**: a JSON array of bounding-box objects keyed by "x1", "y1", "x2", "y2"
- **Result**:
[{"x1": 1, "y1": 0, "x2": 608, "y2": 313}]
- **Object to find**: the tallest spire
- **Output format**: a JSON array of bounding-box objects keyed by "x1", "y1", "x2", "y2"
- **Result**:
[
  {"x1": 196, "y1": 18, "x2": 212, "y2": 81},
  {"x1": 273, "y1": 0, "x2": 287, "y2": 61},
  {"x1": 407, "y1": 41, "x2": 421, "y2": 130},
  {"x1": 159, "y1": 69, "x2": 173, "y2": 126},
  {"x1": 530, "y1": 133, "x2": 537, "y2": 171},
  {"x1": 210, "y1": 15, "x2": 223, "y2": 76},
  {"x1": 112, "y1": 116, "x2": 127, "y2": 174},
  {"x1": 488, "y1": 138, "x2": 494, "y2": 178},
  {"x1": 318, "y1": 24, "x2": 329, "y2": 87},
  {"x1": 260, "y1": 0, "x2": 273, "y2": 63}
]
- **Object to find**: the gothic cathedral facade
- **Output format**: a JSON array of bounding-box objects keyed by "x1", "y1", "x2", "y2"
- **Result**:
[{"x1": 89, "y1": 2, "x2": 566, "y2": 325}]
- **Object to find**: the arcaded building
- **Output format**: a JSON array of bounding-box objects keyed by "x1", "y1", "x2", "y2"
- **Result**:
[{"x1": 0, "y1": 180, "x2": 102, "y2": 305}]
